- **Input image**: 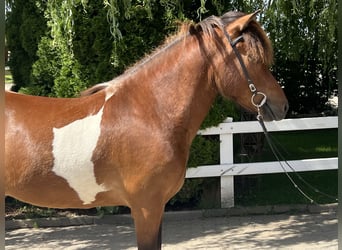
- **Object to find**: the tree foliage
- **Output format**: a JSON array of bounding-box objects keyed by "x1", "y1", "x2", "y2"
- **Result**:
[
  {"x1": 5, "y1": 0, "x2": 47, "y2": 92},
  {"x1": 6, "y1": 0, "x2": 337, "y2": 112},
  {"x1": 266, "y1": 0, "x2": 337, "y2": 115}
]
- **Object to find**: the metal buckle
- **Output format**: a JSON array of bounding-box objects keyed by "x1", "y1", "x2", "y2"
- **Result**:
[{"x1": 249, "y1": 83, "x2": 257, "y2": 93}]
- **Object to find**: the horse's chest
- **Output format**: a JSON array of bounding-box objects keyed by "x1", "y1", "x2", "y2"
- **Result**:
[{"x1": 51, "y1": 107, "x2": 107, "y2": 205}]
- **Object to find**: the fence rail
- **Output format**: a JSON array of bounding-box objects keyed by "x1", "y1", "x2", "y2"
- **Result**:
[{"x1": 185, "y1": 116, "x2": 338, "y2": 208}]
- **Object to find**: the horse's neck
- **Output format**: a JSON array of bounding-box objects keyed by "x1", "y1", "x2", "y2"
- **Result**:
[{"x1": 135, "y1": 35, "x2": 218, "y2": 138}]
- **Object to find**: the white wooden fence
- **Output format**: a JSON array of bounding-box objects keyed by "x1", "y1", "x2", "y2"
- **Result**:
[{"x1": 185, "y1": 116, "x2": 338, "y2": 208}]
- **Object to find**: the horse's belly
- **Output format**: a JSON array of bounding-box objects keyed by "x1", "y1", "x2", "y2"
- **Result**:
[{"x1": 6, "y1": 171, "x2": 127, "y2": 209}]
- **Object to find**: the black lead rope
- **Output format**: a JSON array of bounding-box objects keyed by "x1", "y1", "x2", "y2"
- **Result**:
[
  {"x1": 259, "y1": 118, "x2": 316, "y2": 204},
  {"x1": 258, "y1": 117, "x2": 338, "y2": 203},
  {"x1": 223, "y1": 25, "x2": 338, "y2": 204}
]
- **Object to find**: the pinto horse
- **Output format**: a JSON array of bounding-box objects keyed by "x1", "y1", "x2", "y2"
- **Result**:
[{"x1": 5, "y1": 11, "x2": 288, "y2": 249}]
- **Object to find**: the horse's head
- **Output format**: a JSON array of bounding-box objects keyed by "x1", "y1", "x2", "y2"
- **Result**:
[{"x1": 199, "y1": 11, "x2": 288, "y2": 121}]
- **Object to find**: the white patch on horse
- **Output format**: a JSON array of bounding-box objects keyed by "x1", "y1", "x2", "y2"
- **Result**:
[
  {"x1": 52, "y1": 106, "x2": 107, "y2": 205},
  {"x1": 105, "y1": 87, "x2": 115, "y2": 101},
  {"x1": 105, "y1": 79, "x2": 123, "y2": 101}
]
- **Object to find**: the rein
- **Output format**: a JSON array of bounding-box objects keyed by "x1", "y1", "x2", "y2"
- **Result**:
[{"x1": 222, "y1": 26, "x2": 338, "y2": 204}]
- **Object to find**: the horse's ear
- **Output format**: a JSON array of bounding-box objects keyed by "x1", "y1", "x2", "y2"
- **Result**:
[{"x1": 227, "y1": 10, "x2": 260, "y2": 36}]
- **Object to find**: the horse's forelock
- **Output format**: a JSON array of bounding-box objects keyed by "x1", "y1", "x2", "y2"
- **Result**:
[
  {"x1": 192, "y1": 11, "x2": 274, "y2": 66},
  {"x1": 222, "y1": 11, "x2": 273, "y2": 66},
  {"x1": 242, "y1": 21, "x2": 274, "y2": 66}
]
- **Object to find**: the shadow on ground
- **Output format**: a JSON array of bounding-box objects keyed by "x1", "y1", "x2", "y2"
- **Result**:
[{"x1": 5, "y1": 212, "x2": 337, "y2": 249}]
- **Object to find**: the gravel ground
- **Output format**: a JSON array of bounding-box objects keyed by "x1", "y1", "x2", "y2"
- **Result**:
[{"x1": 5, "y1": 211, "x2": 337, "y2": 249}]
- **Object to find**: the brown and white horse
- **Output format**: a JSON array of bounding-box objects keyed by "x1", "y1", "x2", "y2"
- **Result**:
[{"x1": 5, "y1": 11, "x2": 288, "y2": 249}]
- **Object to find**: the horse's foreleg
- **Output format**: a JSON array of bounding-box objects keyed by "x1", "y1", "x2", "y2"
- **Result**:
[{"x1": 131, "y1": 205, "x2": 164, "y2": 250}]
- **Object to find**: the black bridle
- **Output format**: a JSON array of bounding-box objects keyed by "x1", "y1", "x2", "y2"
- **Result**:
[{"x1": 222, "y1": 29, "x2": 267, "y2": 121}]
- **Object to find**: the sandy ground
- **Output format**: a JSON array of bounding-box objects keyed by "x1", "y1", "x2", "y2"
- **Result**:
[{"x1": 5, "y1": 211, "x2": 337, "y2": 250}]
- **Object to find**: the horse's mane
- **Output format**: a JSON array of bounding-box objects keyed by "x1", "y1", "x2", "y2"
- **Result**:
[{"x1": 81, "y1": 11, "x2": 273, "y2": 97}]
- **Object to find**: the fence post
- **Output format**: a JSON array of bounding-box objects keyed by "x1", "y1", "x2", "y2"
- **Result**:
[{"x1": 219, "y1": 118, "x2": 234, "y2": 208}]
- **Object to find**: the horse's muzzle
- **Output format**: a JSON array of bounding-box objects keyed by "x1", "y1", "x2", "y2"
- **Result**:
[{"x1": 261, "y1": 101, "x2": 289, "y2": 121}]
